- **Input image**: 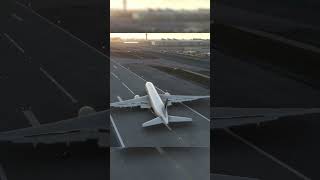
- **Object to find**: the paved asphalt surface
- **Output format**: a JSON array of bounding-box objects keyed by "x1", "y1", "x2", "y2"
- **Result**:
[
  {"x1": 4, "y1": 1, "x2": 320, "y2": 180},
  {"x1": 111, "y1": 147, "x2": 209, "y2": 180},
  {"x1": 214, "y1": 1, "x2": 320, "y2": 47},
  {"x1": 212, "y1": 46, "x2": 320, "y2": 179},
  {"x1": 112, "y1": 44, "x2": 210, "y2": 75},
  {"x1": 0, "y1": 1, "x2": 108, "y2": 179},
  {"x1": 110, "y1": 56, "x2": 210, "y2": 147},
  {"x1": 213, "y1": 3, "x2": 320, "y2": 179},
  {"x1": 0, "y1": 1, "x2": 108, "y2": 130}
]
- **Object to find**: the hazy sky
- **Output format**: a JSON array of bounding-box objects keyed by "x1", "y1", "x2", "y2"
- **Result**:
[
  {"x1": 111, "y1": 0, "x2": 210, "y2": 10},
  {"x1": 111, "y1": 33, "x2": 210, "y2": 40}
]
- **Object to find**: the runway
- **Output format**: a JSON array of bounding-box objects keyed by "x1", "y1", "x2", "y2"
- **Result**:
[
  {"x1": 212, "y1": 46, "x2": 320, "y2": 179},
  {"x1": 0, "y1": 1, "x2": 108, "y2": 132},
  {"x1": 110, "y1": 58, "x2": 210, "y2": 147},
  {"x1": 111, "y1": 147, "x2": 209, "y2": 180},
  {"x1": 0, "y1": 1, "x2": 108, "y2": 179}
]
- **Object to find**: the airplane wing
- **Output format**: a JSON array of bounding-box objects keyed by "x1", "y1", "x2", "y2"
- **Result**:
[
  {"x1": 212, "y1": 107, "x2": 320, "y2": 129},
  {"x1": 110, "y1": 95, "x2": 150, "y2": 108},
  {"x1": 0, "y1": 110, "x2": 108, "y2": 147},
  {"x1": 160, "y1": 94, "x2": 209, "y2": 104}
]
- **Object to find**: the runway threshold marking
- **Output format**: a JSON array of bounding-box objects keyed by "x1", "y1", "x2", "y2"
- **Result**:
[
  {"x1": 40, "y1": 67, "x2": 78, "y2": 103},
  {"x1": 3, "y1": 33, "x2": 25, "y2": 53},
  {"x1": 110, "y1": 115, "x2": 125, "y2": 148},
  {"x1": 111, "y1": 72, "x2": 120, "y2": 80},
  {"x1": 225, "y1": 128, "x2": 312, "y2": 180},
  {"x1": 11, "y1": 13, "x2": 23, "y2": 21},
  {"x1": 23, "y1": 110, "x2": 40, "y2": 127},
  {"x1": 0, "y1": 164, "x2": 8, "y2": 180},
  {"x1": 122, "y1": 82, "x2": 135, "y2": 95},
  {"x1": 111, "y1": 60, "x2": 210, "y2": 122}
]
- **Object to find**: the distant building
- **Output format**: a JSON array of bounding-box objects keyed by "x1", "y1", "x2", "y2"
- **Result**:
[
  {"x1": 151, "y1": 40, "x2": 209, "y2": 47},
  {"x1": 132, "y1": 9, "x2": 210, "y2": 21},
  {"x1": 111, "y1": 37, "x2": 123, "y2": 42}
]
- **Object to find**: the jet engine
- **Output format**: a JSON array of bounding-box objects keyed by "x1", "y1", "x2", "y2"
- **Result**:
[
  {"x1": 134, "y1": 95, "x2": 140, "y2": 99},
  {"x1": 165, "y1": 92, "x2": 170, "y2": 96}
]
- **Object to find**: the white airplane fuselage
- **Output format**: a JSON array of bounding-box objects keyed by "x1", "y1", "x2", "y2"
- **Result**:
[{"x1": 145, "y1": 82, "x2": 169, "y2": 124}]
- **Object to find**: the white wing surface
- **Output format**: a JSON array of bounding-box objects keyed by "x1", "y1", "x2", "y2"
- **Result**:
[{"x1": 110, "y1": 95, "x2": 151, "y2": 108}]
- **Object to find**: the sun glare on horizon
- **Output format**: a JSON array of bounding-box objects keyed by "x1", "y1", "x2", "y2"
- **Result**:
[
  {"x1": 110, "y1": 33, "x2": 210, "y2": 40},
  {"x1": 111, "y1": 0, "x2": 210, "y2": 10}
]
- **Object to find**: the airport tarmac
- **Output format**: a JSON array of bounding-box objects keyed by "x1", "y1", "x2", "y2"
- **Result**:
[
  {"x1": 0, "y1": 1, "x2": 108, "y2": 132},
  {"x1": 111, "y1": 147, "x2": 209, "y2": 180},
  {"x1": 212, "y1": 47, "x2": 320, "y2": 179},
  {"x1": 0, "y1": 143, "x2": 108, "y2": 180},
  {"x1": 0, "y1": 1, "x2": 108, "y2": 179},
  {"x1": 110, "y1": 59, "x2": 210, "y2": 147},
  {"x1": 111, "y1": 44, "x2": 210, "y2": 76}
]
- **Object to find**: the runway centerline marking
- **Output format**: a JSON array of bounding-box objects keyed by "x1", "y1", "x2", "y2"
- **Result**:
[
  {"x1": 3, "y1": 33, "x2": 25, "y2": 53},
  {"x1": 40, "y1": 67, "x2": 78, "y2": 103},
  {"x1": 110, "y1": 115, "x2": 125, "y2": 147},
  {"x1": 225, "y1": 128, "x2": 311, "y2": 180},
  {"x1": 122, "y1": 82, "x2": 135, "y2": 95},
  {"x1": 23, "y1": 110, "x2": 40, "y2": 127},
  {"x1": 0, "y1": 164, "x2": 8, "y2": 180},
  {"x1": 111, "y1": 72, "x2": 120, "y2": 80},
  {"x1": 11, "y1": 13, "x2": 23, "y2": 21}
]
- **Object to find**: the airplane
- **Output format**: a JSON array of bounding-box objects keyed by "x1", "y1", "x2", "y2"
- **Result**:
[
  {"x1": 0, "y1": 108, "x2": 109, "y2": 147},
  {"x1": 0, "y1": 103, "x2": 319, "y2": 147},
  {"x1": 110, "y1": 81, "x2": 209, "y2": 127}
]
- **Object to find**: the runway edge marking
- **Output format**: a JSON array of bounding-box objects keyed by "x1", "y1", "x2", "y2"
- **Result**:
[
  {"x1": 111, "y1": 72, "x2": 120, "y2": 80},
  {"x1": 3, "y1": 33, "x2": 25, "y2": 53},
  {"x1": 225, "y1": 128, "x2": 312, "y2": 180},
  {"x1": 110, "y1": 115, "x2": 125, "y2": 148},
  {"x1": 122, "y1": 82, "x2": 135, "y2": 95},
  {"x1": 40, "y1": 67, "x2": 78, "y2": 104}
]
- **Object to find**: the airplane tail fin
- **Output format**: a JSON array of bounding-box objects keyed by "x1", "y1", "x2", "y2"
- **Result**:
[
  {"x1": 142, "y1": 117, "x2": 163, "y2": 127},
  {"x1": 168, "y1": 116, "x2": 192, "y2": 123}
]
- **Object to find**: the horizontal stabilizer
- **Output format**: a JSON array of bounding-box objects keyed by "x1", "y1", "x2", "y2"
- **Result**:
[
  {"x1": 142, "y1": 117, "x2": 163, "y2": 127},
  {"x1": 169, "y1": 116, "x2": 192, "y2": 123}
]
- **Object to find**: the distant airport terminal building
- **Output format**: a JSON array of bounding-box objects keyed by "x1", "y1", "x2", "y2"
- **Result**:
[{"x1": 151, "y1": 39, "x2": 209, "y2": 47}]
